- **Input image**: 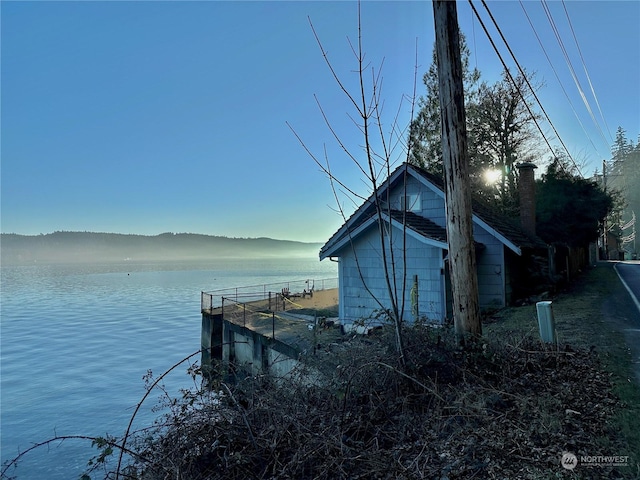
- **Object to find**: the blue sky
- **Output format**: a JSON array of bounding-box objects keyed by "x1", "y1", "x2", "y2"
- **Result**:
[{"x1": 2, "y1": 1, "x2": 638, "y2": 242}]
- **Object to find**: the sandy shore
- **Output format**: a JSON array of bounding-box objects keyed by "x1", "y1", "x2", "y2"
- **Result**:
[{"x1": 282, "y1": 287, "x2": 338, "y2": 311}]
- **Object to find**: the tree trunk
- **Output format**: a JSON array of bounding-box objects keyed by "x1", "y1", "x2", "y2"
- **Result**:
[{"x1": 432, "y1": 0, "x2": 482, "y2": 342}]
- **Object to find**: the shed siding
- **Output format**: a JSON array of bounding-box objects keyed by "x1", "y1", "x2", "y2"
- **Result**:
[
  {"x1": 326, "y1": 168, "x2": 528, "y2": 322},
  {"x1": 388, "y1": 179, "x2": 446, "y2": 228},
  {"x1": 390, "y1": 179, "x2": 508, "y2": 309},
  {"x1": 338, "y1": 223, "x2": 445, "y2": 325},
  {"x1": 473, "y1": 223, "x2": 507, "y2": 308}
]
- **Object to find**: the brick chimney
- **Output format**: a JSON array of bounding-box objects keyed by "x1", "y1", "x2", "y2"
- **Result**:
[{"x1": 517, "y1": 162, "x2": 537, "y2": 236}]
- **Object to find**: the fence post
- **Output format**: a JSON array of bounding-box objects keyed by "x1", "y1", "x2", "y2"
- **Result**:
[{"x1": 272, "y1": 312, "x2": 275, "y2": 340}]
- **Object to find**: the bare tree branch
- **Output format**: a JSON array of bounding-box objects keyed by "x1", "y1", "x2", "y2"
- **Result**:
[
  {"x1": 286, "y1": 121, "x2": 366, "y2": 203},
  {"x1": 308, "y1": 16, "x2": 363, "y2": 118},
  {"x1": 292, "y1": 2, "x2": 422, "y2": 368},
  {"x1": 115, "y1": 350, "x2": 203, "y2": 479}
]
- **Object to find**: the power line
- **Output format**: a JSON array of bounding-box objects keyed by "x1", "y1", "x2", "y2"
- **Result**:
[
  {"x1": 469, "y1": 0, "x2": 582, "y2": 176},
  {"x1": 518, "y1": 0, "x2": 604, "y2": 159},
  {"x1": 540, "y1": 0, "x2": 611, "y2": 151},
  {"x1": 470, "y1": 3, "x2": 478, "y2": 71},
  {"x1": 478, "y1": 0, "x2": 583, "y2": 176},
  {"x1": 560, "y1": 0, "x2": 614, "y2": 144}
]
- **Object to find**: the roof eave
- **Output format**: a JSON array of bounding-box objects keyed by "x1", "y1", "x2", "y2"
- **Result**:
[
  {"x1": 471, "y1": 215, "x2": 523, "y2": 256},
  {"x1": 319, "y1": 215, "x2": 377, "y2": 260},
  {"x1": 384, "y1": 213, "x2": 448, "y2": 250},
  {"x1": 319, "y1": 164, "x2": 413, "y2": 259}
]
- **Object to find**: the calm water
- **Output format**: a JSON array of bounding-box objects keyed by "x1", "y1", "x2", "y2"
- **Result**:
[{"x1": 0, "y1": 257, "x2": 337, "y2": 479}]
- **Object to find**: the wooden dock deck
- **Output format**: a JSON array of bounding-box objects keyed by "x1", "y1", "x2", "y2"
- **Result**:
[{"x1": 204, "y1": 288, "x2": 339, "y2": 353}]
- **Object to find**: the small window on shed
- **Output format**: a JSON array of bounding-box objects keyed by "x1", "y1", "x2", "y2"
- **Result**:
[{"x1": 399, "y1": 194, "x2": 421, "y2": 213}]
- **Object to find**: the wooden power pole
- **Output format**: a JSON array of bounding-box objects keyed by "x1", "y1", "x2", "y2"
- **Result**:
[{"x1": 432, "y1": 0, "x2": 482, "y2": 341}]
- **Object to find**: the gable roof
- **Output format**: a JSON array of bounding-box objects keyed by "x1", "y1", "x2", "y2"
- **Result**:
[
  {"x1": 320, "y1": 162, "x2": 547, "y2": 260},
  {"x1": 389, "y1": 210, "x2": 448, "y2": 244}
]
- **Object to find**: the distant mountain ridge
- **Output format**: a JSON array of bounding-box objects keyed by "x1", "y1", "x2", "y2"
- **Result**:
[{"x1": 0, "y1": 232, "x2": 322, "y2": 264}]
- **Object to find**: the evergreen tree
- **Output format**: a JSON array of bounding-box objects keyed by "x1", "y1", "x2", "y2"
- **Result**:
[
  {"x1": 471, "y1": 70, "x2": 542, "y2": 216},
  {"x1": 407, "y1": 33, "x2": 480, "y2": 173},
  {"x1": 408, "y1": 37, "x2": 542, "y2": 216},
  {"x1": 536, "y1": 157, "x2": 614, "y2": 248},
  {"x1": 608, "y1": 127, "x2": 639, "y2": 255}
]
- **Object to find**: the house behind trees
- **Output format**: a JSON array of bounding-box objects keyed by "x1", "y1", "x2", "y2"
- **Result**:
[{"x1": 320, "y1": 163, "x2": 549, "y2": 328}]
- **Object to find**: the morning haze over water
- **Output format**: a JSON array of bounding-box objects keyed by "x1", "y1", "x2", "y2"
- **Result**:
[{"x1": 1, "y1": 244, "x2": 337, "y2": 479}]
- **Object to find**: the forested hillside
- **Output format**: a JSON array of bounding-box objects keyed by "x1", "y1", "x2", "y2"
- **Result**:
[{"x1": 0, "y1": 232, "x2": 322, "y2": 264}]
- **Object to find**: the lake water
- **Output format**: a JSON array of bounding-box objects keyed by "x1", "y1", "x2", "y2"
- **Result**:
[{"x1": 0, "y1": 257, "x2": 337, "y2": 479}]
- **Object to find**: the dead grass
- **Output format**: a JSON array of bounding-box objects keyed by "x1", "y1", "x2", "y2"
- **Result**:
[
  {"x1": 95, "y1": 314, "x2": 634, "y2": 479},
  {"x1": 486, "y1": 262, "x2": 640, "y2": 477}
]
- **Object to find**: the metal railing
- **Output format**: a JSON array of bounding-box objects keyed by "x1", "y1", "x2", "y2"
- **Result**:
[{"x1": 201, "y1": 277, "x2": 338, "y2": 312}]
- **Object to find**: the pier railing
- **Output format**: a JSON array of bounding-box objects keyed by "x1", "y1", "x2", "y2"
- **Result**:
[{"x1": 201, "y1": 277, "x2": 338, "y2": 312}]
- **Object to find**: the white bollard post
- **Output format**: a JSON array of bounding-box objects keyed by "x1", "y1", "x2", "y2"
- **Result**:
[{"x1": 536, "y1": 301, "x2": 556, "y2": 344}]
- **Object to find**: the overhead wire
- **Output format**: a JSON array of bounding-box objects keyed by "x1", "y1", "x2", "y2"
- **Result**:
[
  {"x1": 467, "y1": 0, "x2": 581, "y2": 176},
  {"x1": 540, "y1": 0, "x2": 611, "y2": 151},
  {"x1": 560, "y1": 0, "x2": 614, "y2": 144},
  {"x1": 518, "y1": 0, "x2": 604, "y2": 159},
  {"x1": 476, "y1": 0, "x2": 583, "y2": 177},
  {"x1": 470, "y1": 4, "x2": 478, "y2": 71}
]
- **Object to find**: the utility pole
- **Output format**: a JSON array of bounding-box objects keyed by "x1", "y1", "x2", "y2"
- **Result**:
[
  {"x1": 432, "y1": 0, "x2": 481, "y2": 342},
  {"x1": 602, "y1": 159, "x2": 608, "y2": 260}
]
